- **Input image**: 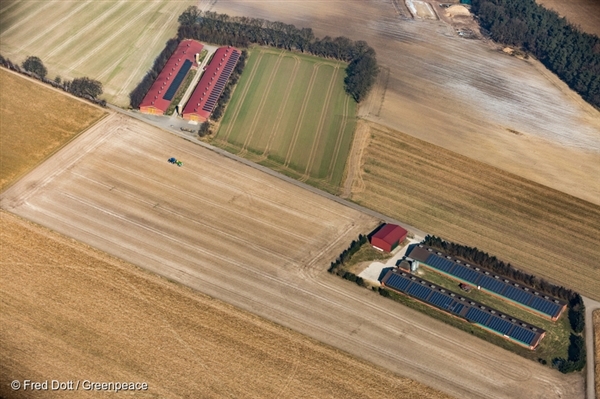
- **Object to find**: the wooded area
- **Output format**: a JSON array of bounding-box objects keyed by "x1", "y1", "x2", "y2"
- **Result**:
[{"x1": 472, "y1": 0, "x2": 600, "y2": 108}]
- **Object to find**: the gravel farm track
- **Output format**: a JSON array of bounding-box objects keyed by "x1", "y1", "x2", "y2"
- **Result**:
[
  {"x1": 206, "y1": 0, "x2": 600, "y2": 206},
  {"x1": 1, "y1": 113, "x2": 584, "y2": 399}
]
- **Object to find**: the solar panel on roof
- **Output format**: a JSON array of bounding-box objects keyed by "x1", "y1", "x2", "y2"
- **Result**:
[
  {"x1": 478, "y1": 275, "x2": 506, "y2": 294},
  {"x1": 529, "y1": 296, "x2": 561, "y2": 317},
  {"x1": 508, "y1": 325, "x2": 536, "y2": 345},
  {"x1": 452, "y1": 265, "x2": 481, "y2": 284},
  {"x1": 449, "y1": 302, "x2": 464, "y2": 315},
  {"x1": 465, "y1": 307, "x2": 491, "y2": 325},
  {"x1": 406, "y1": 283, "x2": 433, "y2": 301},
  {"x1": 425, "y1": 254, "x2": 456, "y2": 273},
  {"x1": 503, "y1": 285, "x2": 534, "y2": 305},
  {"x1": 384, "y1": 273, "x2": 411, "y2": 292},
  {"x1": 429, "y1": 291, "x2": 453, "y2": 310},
  {"x1": 486, "y1": 315, "x2": 514, "y2": 335},
  {"x1": 163, "y1": 59, "x2": 192, "y2": 101}
]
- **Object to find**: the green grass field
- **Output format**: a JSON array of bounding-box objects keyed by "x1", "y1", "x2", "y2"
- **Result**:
[
  {"x1": 0, "y1": 0, "x2": 195, "y2": 106},
  {"x1": 214, "y1": 48, "x2": 357, "y2": 193}
]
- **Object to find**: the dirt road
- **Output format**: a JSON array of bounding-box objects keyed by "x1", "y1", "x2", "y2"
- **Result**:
[
  {"x1": 207, "y1": 0, "x2": 600, "y2": 206},
  {"x1": 1, "y1": 114, "x2": 583, "y2": 399}
]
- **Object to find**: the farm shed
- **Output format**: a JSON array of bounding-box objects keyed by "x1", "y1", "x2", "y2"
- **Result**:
[
  {"x1": 370, "y1": 224, "x2": 407, "y2": 252},
  {"x1": 139, "y1": 39, "x2": 204, "y2": 114},
  {"x1": 182, "y1": 46, "x2": 240, "y2": 122}
]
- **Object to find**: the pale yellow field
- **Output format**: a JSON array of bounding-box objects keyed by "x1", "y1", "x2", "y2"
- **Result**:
[
  {"x1": 0, "y1": 0, "x2": 196, "y2": 106},
  {"x1": 0, "y1": 210, "x2": 451, "y2": 399},
  {"x1": 0, "y1": 69, "x2": 105, "y2": 190}
]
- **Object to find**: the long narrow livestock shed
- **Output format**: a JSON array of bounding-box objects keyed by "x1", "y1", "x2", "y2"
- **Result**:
[
  {"x1": 183, "y1": 46, "x2": 240, "y2": 122},
  {"x1": 408, "y1": 245, "x2": 566, "y2": 321},
  {"x1": 139, "y1": 39, "x2": 204, "y2": 115},
  {"x1": 381, "y1": 270, "x2": 546, "y2": 349}
]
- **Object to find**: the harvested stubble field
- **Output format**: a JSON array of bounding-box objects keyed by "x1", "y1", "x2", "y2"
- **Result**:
[
  {"x1": 0, "y1": 0, "x2": 195, "y2": 106},
  {"x1": 537, "y1": 0, "x2": 600, "y2": 37},
  {"x1": 1, "y1": 114, "x2": 583, "y2": 399},
  {"x1": 208, "y1": 0, "x2": 600, "y2": 206},
  {"x1": 0, "y1": 211, "x2": 450, "y2": 399},
  {"x1": 0, "y1": 69, "x2": 105, "y2": 190},
  {"x1": 351, "y1": 122, "x2": 600, "y2": 300},
  {"x1": 215, "y1": 47, "x2": 356, "y2": 193}
]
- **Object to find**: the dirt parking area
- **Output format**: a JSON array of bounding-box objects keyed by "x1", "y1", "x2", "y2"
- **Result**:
[{"x1": 1, "y1": 113, "x2": 583, "y2": 399}]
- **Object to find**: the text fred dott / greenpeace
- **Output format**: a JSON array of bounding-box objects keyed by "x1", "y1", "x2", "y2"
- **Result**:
[{"x1": 11, "y1": 379, "x2": 149, "y2": 392}]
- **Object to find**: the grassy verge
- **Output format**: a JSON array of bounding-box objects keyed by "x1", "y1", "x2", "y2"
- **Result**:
[{"x1": 165, "y1": 69, "x2": 197, "y2": 116}]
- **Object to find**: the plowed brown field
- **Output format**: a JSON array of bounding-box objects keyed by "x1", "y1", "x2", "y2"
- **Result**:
[
  {"x1": 350, "y1": 122, "x2": 600, "y2": 299},
  {"x1": 0, "y1": 211, "x2": 450, "y2": 399},
  {"x1": 537, "y1": 0, "x2": 600, "y2": 36},
  {"x1": 209, "y1": 0, "x2": 600, "y2": 205}
]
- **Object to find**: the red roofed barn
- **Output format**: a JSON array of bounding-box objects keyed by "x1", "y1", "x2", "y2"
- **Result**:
[
  {"x1": 370, "y1": 224, "x2": 408, "y2": 252},
  {"x1": 183, "y1": 46, "x2": 240, "y2": 122},
  {"x1": 139, "y1": 39, "x2": 204, "y2": 115}
]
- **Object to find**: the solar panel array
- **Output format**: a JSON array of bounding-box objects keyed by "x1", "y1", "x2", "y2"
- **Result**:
[
  {"x1": 163, "y1": 59, "x2": 193, "y2": 101},
  {"x1": 382, "y1": 271, "x2": 544, "y2": 347},
  {"x1": 423, "y1": 253, "x2": 563, "y2": 318},
  {"x1": 201, "y1": 51, "x2": 240, "y2": 113}
]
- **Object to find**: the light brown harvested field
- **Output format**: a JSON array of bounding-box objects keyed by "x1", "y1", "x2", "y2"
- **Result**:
[
  {"x1": 1, "y1": 113, "x2": 583, "y2": 399},
  {"x1": 537, "y1": 0, "x2": 600, "y2": 37},
  {"x1": 0, "y1": 211, "x2": 452, "y2": 399},
  {"x1": 350, "y1": 122, "x2": 600, "y2": 300},
  {"x1": 0, "y1": 0, "x2": 196, "y2": 106},
  {"x1": 0, "y1": 69, "x2": 105, "y2": 190},
  {"x1": 595, "y1": 310, "x2": 600, "y2": 399},
  {"x1": 208, "y1": 0, "x2": 600, "y2": 206}
]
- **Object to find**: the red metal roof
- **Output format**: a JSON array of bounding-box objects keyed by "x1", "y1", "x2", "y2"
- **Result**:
[
  {"x1": 183, "y1": 46, "x2": 240, "y2": 121},
  {"x1": 139, "y1": 39, "x2": 204, "y2": 113},
  {"x1": 372, "y1": 224, "x2": 408, "y2": 246}
]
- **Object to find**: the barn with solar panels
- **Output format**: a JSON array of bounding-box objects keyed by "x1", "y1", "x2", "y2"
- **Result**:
[
  {"x1": 381, "y1": 270, "x2": 546, "y2": 349},
  {"x1": 139, "y1": 40, "x2": 204, "y2": 115},
  {"x1": 182, "y1": 46, "x2": 240, "y2": 122},
  {"x1": 370, "y1": 224, "x2": 407, "y2": 252},
  {"x1": 408, "y1": 245, "x2": 567, "y2": 321}
]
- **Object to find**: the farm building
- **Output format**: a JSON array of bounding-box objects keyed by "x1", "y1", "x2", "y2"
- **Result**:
[
  {"x1": 370, "y1": 224, "x2": 407, "y2": 252},
  {"x1": 408, "y1": 245, "x2": 567, "y2": 321},
  {"x1": 381, "y1": 270, "x2": 546, "y2": 349},
  {"x1": 139, "y1": 39, "x2": 204, "y2": 115},
  {"x1": 182, "y1": 46, "x2": 240, "y2": 122}
]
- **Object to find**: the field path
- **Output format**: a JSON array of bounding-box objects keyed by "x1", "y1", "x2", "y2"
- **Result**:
[
  {"x1": 300, "y1": 65, "x2": 339, "y2": 182},
  {"x1": 260, "y1": 55, "x2": 301, "y2": 161},
  {"x1": 238, "y1": 51, "x2": 285, "y2": 156},
  {"x1": 284, "y1": 63, "x2": 321, "y2": 168},
  {"x1": 341, "y1": 119, "x2": 370, "y2": 198},
  {"x1": 220, "y1": 51, "x2": 265, "y2": 143}
]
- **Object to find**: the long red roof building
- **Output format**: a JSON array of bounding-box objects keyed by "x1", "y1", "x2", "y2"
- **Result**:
[
  {"x1": 183, "y1": 46, "x2": 240, "y2": 122},
  {"x1": 140, "y1": 39, "x2": 204, "y2": 115}
]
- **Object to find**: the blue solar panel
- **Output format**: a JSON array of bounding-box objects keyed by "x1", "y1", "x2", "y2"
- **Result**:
[
  {"x1": 163, "y1": 59, "x2": 192, "y2": 101},
  {"x1": 529, "y1": 296, "x2": 561, "y2": 317},
  {"x1": 429, "y1": 291, "x2": 454, "y2": 310},
  {"x1": 425, "y1": 254, "x2": 456, "y2": 273},
  {"x1": 503, "y1": 285, "x2": 533, "y2": 305},
  {"x1": 385, "y1": 273, "x2": 411, "y2": 292},
  {"x1": 508, "y1": 325, "x2": 536, "y2": 345},
  {"x1": 478, "y1": 275, "x2": 506, "y2": 294},
  {"x1": 449, "y1": 302, "x2": 464, "y2": 315},
  {"x1": 406, "y1": 283, "x2": 433, "y2": 301},
  {"x1": 452, "y1": 265, "x2": 481, "y2": 285},
  {"x1": 486, "y1": 316, "x2": 514, "y2": 335},
  {"x1": 465, "y1": 307, "x2": 491, "y2": 325}
]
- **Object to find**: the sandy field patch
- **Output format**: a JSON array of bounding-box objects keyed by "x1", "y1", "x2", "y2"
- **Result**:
[
  {"x1": 537, "y1": 0, "x2": 600, "y2": 36},
  {"x1": 0, "y1": 211, "x2": 451, "y2": 399},
  {"x1": 351, "y1": 121, "x2": 600, "y2": 300},
  {"x1": 406, "y1": 0, "x2": 438, "y2": 20},
  {"x1": 1, "y1": 113, "x2": 583, "y2": 399},
  {"x1": 208, "y1": 0, "x2": 600, "y2": 206},
  {"x1": 0, "y1": 69, "x2": 105, "y2": 190},
  {"x1": 446, "y1": 5, "x2": 470, "y2": 17}
]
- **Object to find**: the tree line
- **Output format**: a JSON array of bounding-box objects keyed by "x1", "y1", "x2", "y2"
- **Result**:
[
  {"x1": 0, "y1": 55, "x2": 105, "y2": 106},
  {"x1": 472, "y1": 0, "x2": 600, "y2": 108},
  {"x1": 177, "y1": 7, "x2": 379, "y2": 102},
  {"x1": 328, "y1": 234, "x2": 369, "y2": 287}
]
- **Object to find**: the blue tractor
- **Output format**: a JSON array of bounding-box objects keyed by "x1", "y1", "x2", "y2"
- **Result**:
[{"x1": 168, "y1": 157, "x2": 183, "y2": 167}]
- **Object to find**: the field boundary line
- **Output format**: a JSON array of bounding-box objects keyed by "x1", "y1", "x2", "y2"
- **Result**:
[
  {"x1": 341, "y1": 119, "x2": 369, "y2": 198},
  {"x1": 239, "y1": 50, "x2": 285, "y2": 156},
  {"x1": 260, "y1": 55, "x2": 301, "y2": 161},
  {"x1": 300, "y1": 64, "x2": 340, "y2": 182},
  {"x1": 283, "y1": 62, "x2": 322, "y2": 168},
  {"x1": 1, "y1": 0, "x2": 56, "y2": 36},
  {"x1": 16, "y1": 0, "x2": 94, "y2": 52},
  {"x1": 220, "y1": 51, "x2": 265, "y2": 143},
  {"x1": 327, "y1": 94, "x2": 350, "y2": 182}
]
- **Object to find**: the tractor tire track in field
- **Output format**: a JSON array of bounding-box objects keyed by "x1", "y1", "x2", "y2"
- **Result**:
[
  {"x1": 341, "y1": 118, "x2": 369, "y2": 198},
  {"x1": 238, "y1": 51, "x2": 285, "y2": 157},
  {"x1": 16, "y1": 0, "x2": 94, "y2": 52},
  {"x1": 260, "y1": 55, "x2": 301, "y2": 161},
  {"x1": 283, "y1": 63, "x2": 322, "y2": 169},
  {"x1": 327, "y1": 95, "x2": 350, "y2": 182},
  {"x1": 220, "y1": 51, "x2": 265, "y2": 144},
  {"x1": 45, "y1": 0, "x2": 128, "y2": 59},
  {"x1": 1, "y1": 0, "x2": 56, "y2": 36},
  {"x1": 300, "y1": 65, "x2": 340, "y2": 183},
  {"x1": 67, "y1": 4, "x2": 155, "y2": 73}
]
